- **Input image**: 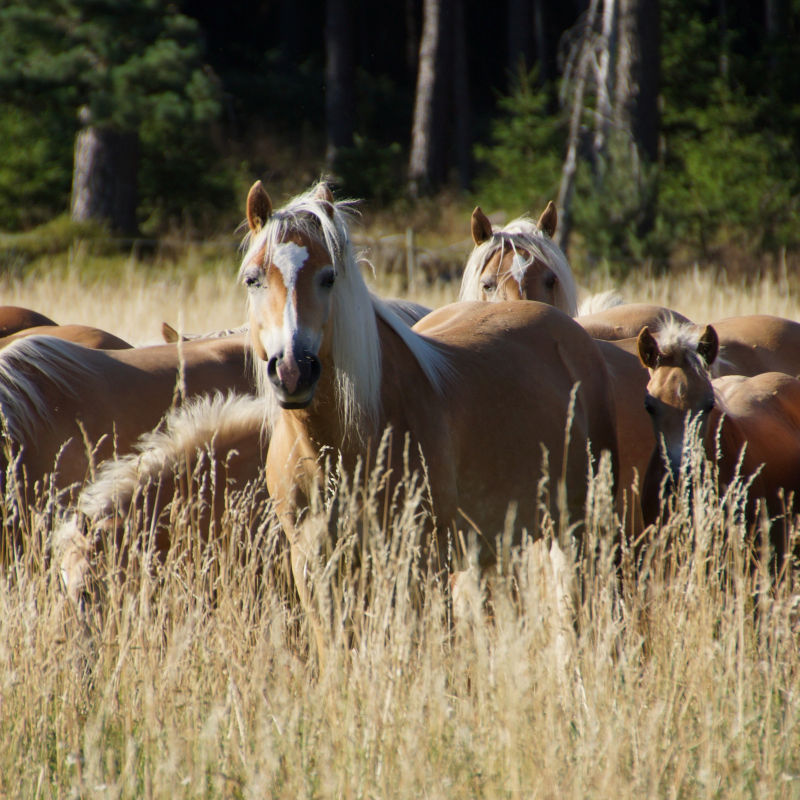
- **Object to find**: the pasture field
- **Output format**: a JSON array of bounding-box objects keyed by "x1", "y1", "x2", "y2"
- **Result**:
[{"x1": 1, "y1": 252, "x2": 800, "y2": 799}]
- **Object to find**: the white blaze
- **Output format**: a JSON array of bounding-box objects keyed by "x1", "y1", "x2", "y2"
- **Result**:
[{"x1": 259, "y1": 242, "x2": 309, "y2": 358}]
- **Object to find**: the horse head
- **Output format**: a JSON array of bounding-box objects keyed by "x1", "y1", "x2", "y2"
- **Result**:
[
  {"x1": 461, "y1": 202, "x2": 577, "y2": 314},
  {"x1": 638, "y1": 322, "x2": 719, "y2": 478}
]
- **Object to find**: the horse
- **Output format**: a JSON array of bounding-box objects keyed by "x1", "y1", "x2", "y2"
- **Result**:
[
  {"x1": 0, "y1": 334, "x2": 254, "y2": 525},
  {"x1": 637, "y1": 321, "x2": 800, "y2": 565},
  {"x1": 240, "y1": 179, "x2": 619, "y2": 658},
  {"x1": 461, "y1": 202, "x2": 695, "y2": 338},
  {"x1": 0, "y1": 305, "x2": 57, "y2": 337},
  {"x1": 0, "y1": 324, "x2": 132, "y2": 350},
  {"x1": 460, "y1": 203, "x2": 579, "y2": 314},
  {"x1": 54, "y1": 391, "x2": 273, "y2": 604},
  {"x1": 709, "y1": 315, "x2": 800, "y2": 379}
]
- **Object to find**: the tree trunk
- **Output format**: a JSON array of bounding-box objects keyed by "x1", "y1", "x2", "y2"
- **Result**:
[
  {"x1": 614, "y1": 0, "x2": 659, "y2": 164},
  {"x1": 71, "y1": 125, "x2": 139, "y2": 236},
  {"x1": 453, "y1": 0, "x2": 471, "y2": 190},
  {"x1": 556, "y1": 0, "x2": 601, "y2": 251},
  {"x1": 408, "y1": 0, "x2": 451, "y2": 197},
  {"x1": 325, "y1": 0, "x2": 355, "y2": 170}
]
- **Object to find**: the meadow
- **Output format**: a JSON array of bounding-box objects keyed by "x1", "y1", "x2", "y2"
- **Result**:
[{"x1": 1, "y1": 244, "x2": 799, "y2": 799}]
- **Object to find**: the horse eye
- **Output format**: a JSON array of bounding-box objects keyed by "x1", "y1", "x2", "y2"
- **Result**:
[
  {"x1": 704, "y1": 398, "x2": 715, "y2": 413},
  {"x1": 243, "y1": 268, "x2": 263, "y2": 289},
  {"x1": 320, "y1": 270, "x2": 336, "y2": 289},
  {"x1": 545, "y1": 272, "x2": 557, "y2": 290},
  {"x1": 644, "y1": 395, "x2": 656, "y2": 415},
  {"x1": 481, "y1": 279, "x2": 497, "y2": 293}
]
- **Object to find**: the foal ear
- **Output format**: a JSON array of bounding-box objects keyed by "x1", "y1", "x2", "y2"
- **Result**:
[
  {"x1": 637, "y1": 326, "x2": 661, "y2": 369},
  {"x1": 696, "y1": 325, "x2": 719, "y2": 367},
  {"x1": 246, "y1": 180, "x2": 272, "y2": 233},
  {"x1": 471, "y1": 206, "x2": 493, "y2": 245},
  {"x1": 314, "y1": 182, "x2": 335, "y2": 218},
  {"x1": 537, "y1": 201, "x2": 558, "y2": 238}
]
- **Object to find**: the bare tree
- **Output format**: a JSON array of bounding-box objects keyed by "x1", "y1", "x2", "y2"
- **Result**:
[
  {"x1": 408, "y1": 0, "x2": 452, "y2": 197},
  {"x1": 555, "y1": 0, "x2": 660, "y2": 249}
]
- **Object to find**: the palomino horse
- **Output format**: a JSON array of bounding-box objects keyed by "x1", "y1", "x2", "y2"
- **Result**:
[
  {"x1": 55, "y1": 392, "x2": 273, "y2": 603},
  {"x1": 461, "y1": 202, "x2": 693, "y2": 338},
  {"x1": 0, "y1": 324, "x2": 132, "y2": 350},
  {"x1": 461, "y1": 203, "x2": 578, "y2": 314},
  {"x1": 0, "y1": 305, "x2": 57, "y2": 336},
  {"x1": 0, "y1": 334, "x2": 253, "y2": 514},
  {"x1": 638, "y1": 321, "x2": 800, "y2": 564},
  {"x1": 240, "y1": 180, "x2": 619, "y2": 654}
]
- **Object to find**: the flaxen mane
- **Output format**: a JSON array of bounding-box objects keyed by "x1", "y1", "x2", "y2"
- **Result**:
[
  {"x1": 459, "y1": 215, "x2": 579, "y2": 315},
  {"x1": 239, "y1": 183, "x2": 453, "y2": 436}
]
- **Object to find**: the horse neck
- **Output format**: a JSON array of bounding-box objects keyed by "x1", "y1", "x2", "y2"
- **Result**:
[{"x1": 274, "y1": 311, "x2": 436, "y2": 471}]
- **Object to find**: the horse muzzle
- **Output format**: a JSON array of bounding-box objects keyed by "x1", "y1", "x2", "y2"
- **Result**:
[{"x1": 267, "y1": 349, "x2": 321, "y2": 408}]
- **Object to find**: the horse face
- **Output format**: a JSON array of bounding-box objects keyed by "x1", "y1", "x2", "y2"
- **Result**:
[
  {"x1": 644, "y1": 365, "x2": 715, "y2": 475},
  {"x1": 479, "y1": 248, "x2": 559, "y2": 304},
  {"x1": 243, "y1": 233, "x2": 334, "y2": 408}
]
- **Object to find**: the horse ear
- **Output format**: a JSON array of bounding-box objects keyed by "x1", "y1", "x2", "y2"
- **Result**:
[
  {"x1": 537, "y1": 201, "x2": 558, "y2": 237},
  {"x1": 471, "y1": 206, "x2": 493, "y2": 245},
  {"x1": 637, "y1": 326, "x2": 661, "y2": 369},
  {"x1": 246, "y1": 180, "x2": 272, "y2": 233},
  {"x1": 161, "y1": 322, "x2": 179, "y2": 343},
  {"x1": 697, "y1": 325, "x2": 719, "y2": 367},
  {"x1": 314, "y1": 182, "x2": 335, "y2": 218}
]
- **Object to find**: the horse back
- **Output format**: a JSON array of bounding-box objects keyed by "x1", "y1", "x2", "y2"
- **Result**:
[{"x1": 413, "y1": 301, "x2": 619, "y2": 547}]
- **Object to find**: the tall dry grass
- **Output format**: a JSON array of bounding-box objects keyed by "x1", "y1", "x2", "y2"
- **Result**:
[{"x1": 1, "y1": 253, "x2": 799, "y2": 798}]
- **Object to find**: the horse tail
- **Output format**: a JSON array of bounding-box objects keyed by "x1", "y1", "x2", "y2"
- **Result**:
[
  {"x1": 577, "y1": 289, "x2": 625, "y2": 317},
  {"x1": 0, "y1": 335, "x2": 100, "y2": 445},
  {"x1": 77, "y1": 391, "x2": 269, "y2": 522}
]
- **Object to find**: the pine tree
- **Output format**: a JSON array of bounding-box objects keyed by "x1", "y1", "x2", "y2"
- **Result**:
[{"x1": 0, "y1": 0, "x2": 221, "y2": 234}]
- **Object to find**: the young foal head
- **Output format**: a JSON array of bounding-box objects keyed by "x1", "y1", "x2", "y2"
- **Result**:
[
  {"x1": 637, "y1": 321, "x2": 719, "y2": 476},
  {"x1": 459, "y1": 202, "x2": 578, "y2": 315}
]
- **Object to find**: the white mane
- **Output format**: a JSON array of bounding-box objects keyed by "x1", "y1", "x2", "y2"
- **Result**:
[
  {"x1": 459, "y1": 215, "x2": 579, "y2": 316},
  {"x1": 240, "y1": 183, "x2": 452, "y2": 438},
  {"x1": 78, "y1": 392, "x2": 268, "y2": 520},
  {"x1": 653, "y1": 319, "x2": 713, "y2": 377},
  {"x1": 0, "y1": 336, "x2": 99, "y2": 443}
]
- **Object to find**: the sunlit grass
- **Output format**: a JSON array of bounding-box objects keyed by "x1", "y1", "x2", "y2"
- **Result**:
[{"x1": 1, "y1": 255, "x2": 799, "y2": 798}]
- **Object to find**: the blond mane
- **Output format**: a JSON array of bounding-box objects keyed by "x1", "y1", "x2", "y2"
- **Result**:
[
  {"x1": 459, "y1": 215, "x2": 578, "y2": 316},
  {"x1": 240, "y1": 182, "x2": 453, "y2": 438}
]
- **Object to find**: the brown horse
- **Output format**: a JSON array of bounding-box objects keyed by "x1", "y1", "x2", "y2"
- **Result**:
[
  {"x1": 241, "y1": 180, "x2": 619, "y2": 657},
  {"x1": 0, "y1": 324, "x2": 132, "y2": 350},
  {"x1": 0, "y1": 334, "x2": 253, "y2": 512},
  {"x1": 0, "y1": 305, "x2": 57, "y2": 336},
  {"x1": 638, "y1": 321, "x2": 800, "y2": 564}
]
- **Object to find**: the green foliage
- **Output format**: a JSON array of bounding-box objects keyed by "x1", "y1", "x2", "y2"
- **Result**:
[
  {"x1": 0, "y1": 0, "x2": 226, "y2": 232},
  {"x1": 659, "y1": 82, "x2": 800, "y2": 255},
  {"x1": 571, "y1": 134, "x2": 660, "y2": 264},
  {"x1": 0, "y1": 105, "x2": 73, "y2": 229},
  {"x1": 333, "y1": 137, "x2": 404, "y2": 205},
  {"x1": 473, "y1": 69, "x2": 563, "y2": 216}
]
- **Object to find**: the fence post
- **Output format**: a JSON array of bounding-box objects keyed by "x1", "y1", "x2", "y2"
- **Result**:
[{"x1": 405, "y1": 227, "x2": 416, "y2": 291}]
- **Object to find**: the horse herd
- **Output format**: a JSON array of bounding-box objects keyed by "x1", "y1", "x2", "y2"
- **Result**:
[{"x1": 2, "y1": 180, "x2": 799, "y2": 631}]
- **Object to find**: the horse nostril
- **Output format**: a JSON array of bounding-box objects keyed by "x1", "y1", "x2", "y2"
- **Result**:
[
  {"x1": 267, "y1": 355, "x2": 279, "y2": 379},
  {"x1": 306, "y1": 354, "x2": 321, "y2": 383}
]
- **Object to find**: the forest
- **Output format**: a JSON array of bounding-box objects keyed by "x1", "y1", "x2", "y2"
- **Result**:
[{"x1": 0, "y1": 0, "x2": 799, "y2": 272}]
